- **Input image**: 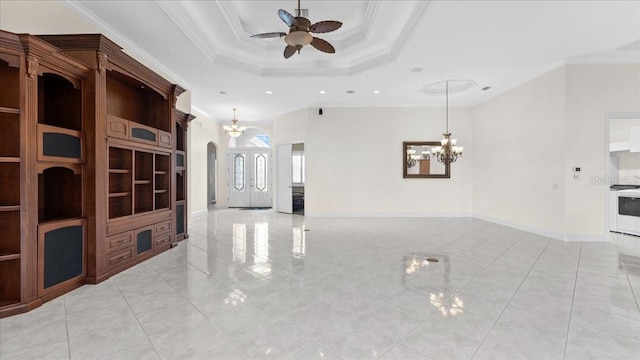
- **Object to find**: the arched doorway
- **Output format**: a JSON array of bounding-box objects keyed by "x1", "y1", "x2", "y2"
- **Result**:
[
  {"x1": 227, "y1": 128, "x2": 272, "y2": 208},
  {"x1": 207, "y1": 142, "x2": 217, "y2": 206}
]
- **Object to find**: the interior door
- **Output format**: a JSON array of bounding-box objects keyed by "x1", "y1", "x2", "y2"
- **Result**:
[
  {"x1": 277, "y1": 144, "x2": 293, "y2": 213},
  {"x1": 228, "y1": 149, "x2": 272, "y2": 208}
]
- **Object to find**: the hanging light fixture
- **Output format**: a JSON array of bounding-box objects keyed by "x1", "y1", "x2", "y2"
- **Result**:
[
  {"x1": 223, "y1": 108, "x2": 246, "y2": 138},
  {"x1": 432, "y1": 81, "x2": 464, "y2": 163},
  {"x1": 422, "y1": 146, "x2": 431, "y2": 159},
  {"x1": 406, "y1": 147, "x2": 418, "y2": 168}
]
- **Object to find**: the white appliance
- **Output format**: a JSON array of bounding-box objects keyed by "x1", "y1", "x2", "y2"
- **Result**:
[
  {"x1": 610, "y1": 188, "x2": 619, "y2": 232},
  {"x1": 617, "y1": 189, "x2": 640, "y2": 236}
]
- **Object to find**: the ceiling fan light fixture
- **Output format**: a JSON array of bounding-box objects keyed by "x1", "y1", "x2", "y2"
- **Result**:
[{"x1": 285, "y1": 31, "x2": 313, "y2": 47}]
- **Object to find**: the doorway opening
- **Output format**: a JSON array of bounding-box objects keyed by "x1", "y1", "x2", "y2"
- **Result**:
[
  {"x1": 277, "y1": 142, "x2": 305, "y2": 215},
  {"x1": 207, "y1": 142, "x2": 217, "y2": 206},
  {"x1": 292, "y1": 143, "x2": 305, "y2": 215},
  {"x1": 605, "y1": 113, "x2": 640, "y2": 237}
]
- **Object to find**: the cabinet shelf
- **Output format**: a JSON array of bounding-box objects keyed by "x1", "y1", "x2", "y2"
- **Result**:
[
  {"x1": 109, "y1": 169, "x2": 130, "y2": 174},
  {"x1": 154, "y1": 171, "x2": 166, "y2": 175},
  {"x1": 0, "y1": 157, "x2": 19, "y2": 163},
  {"x1": 0, "y1": 253, "x2": 20, "y2": 262},
  {"x1": 109, "y1": 192, "x2": 130, "y2": 198},
  {"x1": 0, "y1": 107, "x2": 19, "y2": 115},
  {"x1": 134, "y1": 180, "x2": 151, "y2": 185},
  {"x1": 0, "y1": 205, "x2": 20, "y2": 212},
  {"x1": 154, "y1": 189, "x2": 167, "y2": 194}
]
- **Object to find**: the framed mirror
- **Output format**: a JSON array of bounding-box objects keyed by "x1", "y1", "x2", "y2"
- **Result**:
[{"x1": 403, "y1": 141, "x2": 450, "y2": 178}]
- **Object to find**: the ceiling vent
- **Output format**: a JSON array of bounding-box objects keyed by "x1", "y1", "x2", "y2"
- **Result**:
[{"x1": 419, "y1": 79, "x2": 477, "y2": 95}]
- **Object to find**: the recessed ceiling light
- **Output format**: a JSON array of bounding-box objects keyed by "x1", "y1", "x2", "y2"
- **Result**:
[
  {"x1": 266, "y1": 90, "x2": 273, "y2": 95},
  {"x1": 220, "y1": 91, "x2": 227, "y2": 95},
  {"x1": 346, "y1": 90, "x2": 355, "y2": 94},
  {"x1": 411, "y1": 67, "x2": 424, "y2": 73},
  {"x1": 319, "y1": 90, "x2": 326, "y2": 94},
  {"x1": 373, "y1": 90, "x2": 380, "y2": 94}
]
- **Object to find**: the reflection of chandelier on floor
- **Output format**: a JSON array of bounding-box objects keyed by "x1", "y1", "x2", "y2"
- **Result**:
[
  {"x1": 430, "y1": 292, "x2": 464, "y2": 317},
  {"x1": 432, "y1": 81, "x2": 464, "y2": 163},
  {"x1": 223, "y1": 108, "x2": 246, "y2": 138}
]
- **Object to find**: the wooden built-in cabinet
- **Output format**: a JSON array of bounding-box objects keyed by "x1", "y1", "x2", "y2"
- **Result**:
[
  {"x1": 1, "y1": 30, "x2": 91, "y2": 317},
  {"x1": 0, "y1": 32, "x2": 25, "y2": 315},
  {"x1": 174, "y1": 110, "x2": 195, "y2": 242},
  {"x1": 0, "y1": 30, "x2": 187, "y2": 318}
]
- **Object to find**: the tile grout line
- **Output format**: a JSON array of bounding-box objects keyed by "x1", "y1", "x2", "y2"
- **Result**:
[
  {"x1": 469, "y1": 236, "x2": 553, "y2": 359},
  {"x1": 110, "y1": 271, "x2": 164, "y2": 360},
  {"x1": 377, "y1": 230, "x2": 533, "y2": 359},
  {"x1": 562, "y1": 245, "x2": 582, "y2": 360},
  {"x1": 63, "y1": 296, "x2": 72, "y2": 360},
  {"x1": 144, "y1": 252, "x2": 262, "y2": 359},
  {"x1": 613, "y1": 234, "x2": 640, "y2": 315}
]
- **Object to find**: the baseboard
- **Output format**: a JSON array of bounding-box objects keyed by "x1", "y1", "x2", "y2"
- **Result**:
[
  {"x1": 564, "y1": 234, "x2": 608, "y2": 242},
  {"x1": 191, "y1": 209, "x2": 208, "y2": 218},
  {"x1": 305, "y1": 212, "x2": 473, "y2": 218},
  {"x1": 473, "y1": 213, "x2": 566, "y2": 241},
  {"x1": 473, "y1": 213, "x2": 609, "y2": 242}
]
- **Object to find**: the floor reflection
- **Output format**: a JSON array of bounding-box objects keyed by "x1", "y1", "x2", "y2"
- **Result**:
[
  {"x1": 250, "y1": 222, "x2": 271, "y2": 277},
  {"x1": 402, "y1": 253, "x2": 464, "y2": 316}
]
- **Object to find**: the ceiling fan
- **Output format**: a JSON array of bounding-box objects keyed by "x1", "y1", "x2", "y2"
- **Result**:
[{"x1": 250, "y1": 0, "x2": 342, "y2": 59}]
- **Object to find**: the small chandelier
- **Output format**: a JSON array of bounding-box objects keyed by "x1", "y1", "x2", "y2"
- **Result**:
[
  {"x1": 432, "y1": 81, "x2": 464, "y2": 163},
  {"x1": 406, "y1": 147, "x2": 418, "y2": 168},
  {"x1": 422, "y1": 147, "x2": 431, "y2": 159},
  {"x1": 223, "y1": 108, "x2": 246, "y2": 138}
]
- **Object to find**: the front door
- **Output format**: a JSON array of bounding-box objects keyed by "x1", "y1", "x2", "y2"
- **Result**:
[{"x1": 228, "y1": 149, "x2": 272, "y2": 208}]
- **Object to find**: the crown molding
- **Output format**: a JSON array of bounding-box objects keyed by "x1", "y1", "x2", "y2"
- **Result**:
[
  {"x1": 63, "y1": 0, "x2": 193, "y2": 90},
  {"x1": 155, "y1": 0, "x2": 216, "y2": 62}
]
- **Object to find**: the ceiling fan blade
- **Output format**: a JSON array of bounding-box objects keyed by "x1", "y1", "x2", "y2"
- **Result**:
[
  {"x1": 278, "y1": 9, "x2": 295, "y2": 27},
  {"x1": 310, "y1": 37, "x2": 335, "y2": 53},
  {"x1": 284, "y1": 45, "x2": 297, "y2": 59},
  {"x1": 250, "y1": 32, "x2": 287, "y2": 39},
  {"x1": 310, "y1": 21, "x2": 343, "y2": 33}
]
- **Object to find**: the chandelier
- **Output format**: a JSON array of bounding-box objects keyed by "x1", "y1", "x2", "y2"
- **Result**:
[
  {"x1": 406, "y1": 147, "x2": 418, "y2": 168},
  {"x1": 223, "y1": 108, "x2": 246, "y2": 138},
  {"x1": 432, "y1": 81, "x2": 464, "y2": 163}
]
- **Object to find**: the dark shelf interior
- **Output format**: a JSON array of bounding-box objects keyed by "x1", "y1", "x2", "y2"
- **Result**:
[
  {"x1": 134, "y1": 151, "x2": 153, "y2": 214},
  {"x1": 176, "y1": 122, "x2": 184, "y2": 151},
  {"x1": 0, "y1": 210, "x2": 20, "y2": 255},
  {"x1": 135, "y1": 184, "x2": 154, "y2": 214},
  {"x1": 108, "y1": 147, "x2": 133, "y2": 219},
  {"x1": 176, "y1": 171, "x2": 185, "y2": 202},
  {"x1": 106, "y1": 71, "x2": 170, "y2": 132},
  {"x1": 109, "y1": 196, "x2": 132, "y2": 219},
  {"x1": 38, "y1": 167, "x2": 82, "y2": 223},
  {"x1": 0, "y1": 163, "x2": 20, "y2": 206},
  {"x1": 0, "y1": 113, "x2": 20, "y2": 158},
  {"x1": 0, "y1": 59, "x2": 19, "y2": 110},
  {"x1": 38, "y1": 73, "x2": 82, "y2": 131},
  {"x1": 0, "y1": 259, "x2": 21, "y2": 304}
]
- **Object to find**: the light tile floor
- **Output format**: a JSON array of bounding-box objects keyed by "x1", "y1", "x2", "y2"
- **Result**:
[{"x1": 2, "y1": 209, "x2": 640, "y2": 359}]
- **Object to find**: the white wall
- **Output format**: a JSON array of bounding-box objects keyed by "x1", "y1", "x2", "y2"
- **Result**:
[
  {"x1": 616, "y1": 151, "x2": 640, "y2": 181},
  {"x1": 564, "y1": 64, "x2": 640, "y2": 240},
  {"x1": 473, "y1": 67, "x2": 567, "y2": 238},
  {"x1": 473, "y1": 64, "x2": 640, "y2": 241},
  {"x1": 188, "y1": 110, "x2": 225, "y2": 217},
  {"x1": 271, "y1": 108, "x2": 309, "y2": 210},
  {"x1": 304, "y1": 107, "x2": 474, "y2": 216}
]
